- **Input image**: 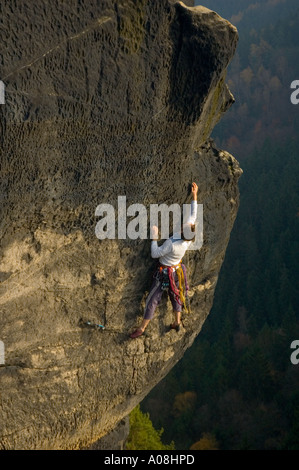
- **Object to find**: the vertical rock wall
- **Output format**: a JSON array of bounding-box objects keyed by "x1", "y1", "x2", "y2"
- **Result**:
[{"x1": 0, "y1": 1, "x2": 241, "y2": 449}]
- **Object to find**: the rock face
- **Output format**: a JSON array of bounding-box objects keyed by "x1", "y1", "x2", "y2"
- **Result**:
[{"x1": 0, "y1": 0, "x2": 241, "y2": 449}]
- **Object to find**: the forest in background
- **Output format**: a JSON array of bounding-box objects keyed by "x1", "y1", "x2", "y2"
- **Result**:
[
  {"x1": 198, "y1": 0, "x2": 299, "y2": 158},
  {"x1": 127, "y1": 0, "x2": 299, "y2": 450}
]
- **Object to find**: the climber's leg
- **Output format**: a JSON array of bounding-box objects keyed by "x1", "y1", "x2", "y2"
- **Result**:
[
  {"x1": 172, "y1": 310, "x2": 181, "y2": 327},
  {"x1": 169, "y1": 307, "x2": 183, "y2": 331},
  {"x1": 130, "y1": 277, "x2": 163, "y2": 338},
  {"x1": 168, "y1": 274, "x2": 183, "y2": 331}
]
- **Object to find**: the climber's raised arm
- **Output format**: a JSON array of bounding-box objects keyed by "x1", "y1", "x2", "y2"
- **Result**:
[
  {"x1": 191, "y1": 182, "x2": 198, "y2": 201},
  {"x1": 150, "y1": 225, "x2": 172, "y2": 259},
  {"x1": 187, "y1": 182, "x2": 198, "y2": 225}
]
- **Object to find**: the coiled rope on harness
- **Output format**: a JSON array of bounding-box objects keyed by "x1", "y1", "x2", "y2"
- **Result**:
[{"x1": 158, "y1": 261, "x2": 191, "y2": 314}]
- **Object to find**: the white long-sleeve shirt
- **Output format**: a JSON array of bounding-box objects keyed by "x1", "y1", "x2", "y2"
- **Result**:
[{"x1": 151, "y1": 200, "x2": 197, "y2": 267}]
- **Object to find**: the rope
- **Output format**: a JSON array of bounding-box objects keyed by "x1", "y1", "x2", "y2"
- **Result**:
[{"x1": 168, "y1": 264, "x2": 191, "y2": 314}]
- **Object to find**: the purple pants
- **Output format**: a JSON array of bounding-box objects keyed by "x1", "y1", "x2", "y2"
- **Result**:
[{"x1": 144, "y1": 270, "x2": 182, "y2": 320}]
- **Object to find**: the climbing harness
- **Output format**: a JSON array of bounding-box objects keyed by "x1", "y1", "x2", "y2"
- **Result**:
[
  {"x1": 155, "y1": 261, "x2": 191, "y2": 314},
  {"x1": 168, "y1": 263, "x2": 190, "y2": 314},
  {"x1": 161, "y1": 267, "x2": 170, "y2": 291}
]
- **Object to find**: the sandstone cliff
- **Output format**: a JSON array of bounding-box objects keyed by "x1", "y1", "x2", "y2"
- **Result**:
[{"x1": 0, "y1": 0, "x2": 241, "y2": 449}]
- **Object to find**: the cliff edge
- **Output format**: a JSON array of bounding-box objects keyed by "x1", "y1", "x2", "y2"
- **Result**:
[{"x1": 0, "y1": 0, "x2": 241, "y2": 449}]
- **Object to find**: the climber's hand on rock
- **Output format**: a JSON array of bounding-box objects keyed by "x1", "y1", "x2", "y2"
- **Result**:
[
  {"x1": 151, "y1": 225, "x2": 159, "y2": 240},
  {"x1": 191, "y1": 182, "x2": 198, "y2": 199}
]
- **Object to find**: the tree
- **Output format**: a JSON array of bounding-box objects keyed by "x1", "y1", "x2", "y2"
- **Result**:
[
  {"x1": 126, "y1": 405, "x2": 175, "y2": 450},
  {"x1": 190, "y1": 433, "x2": 219, "y2": 450},
  {"x1": 172, "y1": 391, "x2": 197, "y2": 418},
  {"x1": 240, "y1": 66, "x2": 254, "y2": 86}
]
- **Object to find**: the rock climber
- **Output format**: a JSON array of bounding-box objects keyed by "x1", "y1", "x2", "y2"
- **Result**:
[{"x1": 130, "y1": 182, "x2": 198, "y2": 339}]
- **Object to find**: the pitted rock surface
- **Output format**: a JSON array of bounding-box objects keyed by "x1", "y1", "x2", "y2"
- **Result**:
[{"x1": 0, "y1": 0, "x2": 241, "y2": 449}]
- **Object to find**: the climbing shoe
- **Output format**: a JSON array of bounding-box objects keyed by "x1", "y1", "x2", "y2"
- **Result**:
[
  {"x1": 130, "y1": 328, "x2": 144, "y2": 339},
  {"x1": 170, "y1": 322, "x2": 182, "y2": 332}
]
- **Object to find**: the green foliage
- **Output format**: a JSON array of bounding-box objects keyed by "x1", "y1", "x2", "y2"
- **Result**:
[
  {"x1": 190, "y1": 432, "x2": 219, "y2": 450},
  {"x1": 125, "y1": 405, "x2": 175, "y2": 450}
]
